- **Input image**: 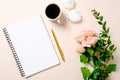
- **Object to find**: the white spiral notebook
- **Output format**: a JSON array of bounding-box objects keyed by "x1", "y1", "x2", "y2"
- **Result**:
[{"x1": 2, "y1": 15, "x2": 60, "y2": 77}]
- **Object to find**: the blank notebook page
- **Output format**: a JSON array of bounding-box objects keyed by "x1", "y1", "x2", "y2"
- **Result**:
[{"x1": 4, "y1": 15, "x2": 60, "y2": 77}]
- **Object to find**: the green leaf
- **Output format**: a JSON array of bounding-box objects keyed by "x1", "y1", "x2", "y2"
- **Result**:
[
  {"x1": 109, "y1": 45, "x2": 114, "y2": 50},
  {"x1": 106, "y1": 28, "x2": 110, "y2": 33},
  {"x1": 96, "y1": 39, "x2": 104, "y2": 47},
  {"x1": 107, "y1": 36, "x2": 111, "y2": 45},
  {"x1": 99, "y1": 16, "x2": 103, "y2": 21},
  {"x1": 90, "y1": 68, "x2": 100, "y2": 80},
  {"x1": 80, "y1": 54, "x2": 88, "y2": 63},
  {"x1": 92, "y1": 56, "x2": 105, "y2": 67},
  {"x1": 104, "y1": 51, "x2": 112, "y2": 61},
  {"x1": 100, "y1": 53, "x2": 106, "y2": 61},
  {"x1": 87, "y1": 48, "x2": 94, "y2": 57},
  {"x1": 109, "y1": 45, "x2": 116, "y2": 53},
  {"x1": 81, "y1": 67, "x2": 91, "y2": 79},
  {"x1": 96, "y1": 12, "x2": 100, "y2": 19},
  {"x1": 106, "y1": 64, "x2": 116, "y2": 73},
  {"x1": 91, "y1": 9, "x2": 95, "y2": 12},
  {"x1": 113, "y1": 47, "x2": 117, "y2": 52},
  {"x1": 97, "y1": 12, "x2": 100, "y2": 16},
  {"x1": 90, "y1": 68, "x2": 108, "y2": 80},
  {"x1": 111, "y1": 55, "x2": 114, "y2": 60},
  {"x1": 101, "y1": 32, "x2": 108, "y2": 38},
  {"x1": 98, "y1": 21, "x2": 103, "y2": 25},
  {"x1": 103, "y1": 21, "x2": 107, "y2": 31}
]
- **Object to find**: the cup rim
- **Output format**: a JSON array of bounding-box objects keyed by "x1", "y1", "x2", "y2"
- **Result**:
[{"x1": 45, "y1": 3, "x2": 62, "y2": 21}]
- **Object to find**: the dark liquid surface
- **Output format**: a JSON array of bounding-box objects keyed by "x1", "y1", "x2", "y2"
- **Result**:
[{"x1": 45, "y1": 4, "x2": 60, "y2": 19}]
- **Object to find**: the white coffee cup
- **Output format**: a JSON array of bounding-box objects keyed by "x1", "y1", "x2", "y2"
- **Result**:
[{"x1": 45, "y1": 3, "x2": 62, "y2": 24}]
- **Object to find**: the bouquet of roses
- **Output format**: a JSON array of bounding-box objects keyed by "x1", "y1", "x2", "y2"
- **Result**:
[{"x1": 75, "y1": 9, "x2": 117, "y2": 80}]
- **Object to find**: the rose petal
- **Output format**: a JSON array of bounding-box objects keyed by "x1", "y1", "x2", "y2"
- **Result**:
[
  {"x1": 82, "y1": 40, "x2": 91, "y2": 47},
  {"x1": 86, "y1": 37, "x2": 98, "y2": 45},
  {"x1": 82, "y1": 30, "x2": 96, "y2": 37},
  {"x1": 76, "y1": 44, "x2": 86, "y2": 53}
]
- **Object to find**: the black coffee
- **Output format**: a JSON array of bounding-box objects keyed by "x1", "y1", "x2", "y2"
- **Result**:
[{"x1": 45, "y1": 4, "x2": 60, "y2": 19}]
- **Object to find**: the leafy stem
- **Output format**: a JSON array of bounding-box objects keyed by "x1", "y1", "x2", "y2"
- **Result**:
[
  {"x1": 91, "y1": 9, "x2": 116, "y2": 62},
  {"x1": 79, "y1": 9, "x2": 117, "y2": 80}
]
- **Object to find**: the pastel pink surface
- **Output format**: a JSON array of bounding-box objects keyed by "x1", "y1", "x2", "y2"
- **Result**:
[{"x1": 0, "y1": 0, "x2": 120, "y2": 80}]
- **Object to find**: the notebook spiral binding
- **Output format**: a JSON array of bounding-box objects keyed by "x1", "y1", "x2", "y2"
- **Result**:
[{"x1": 3, "y1": 28, "x2": 25, "y2": 77}]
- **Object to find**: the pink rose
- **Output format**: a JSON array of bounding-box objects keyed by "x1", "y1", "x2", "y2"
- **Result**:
[
  {"x1": 82, "y1": 40, "x2": 91, "y2": 47},
  {"x1": 82, "y1": 37, "x2": 98, "y2": 47},
  {"x1": 83, "y1": 30, "x2": 96, "y2": 37},
  {"x1": 76, "y1": 44, "x2": 86, "y2": 53},
  {"x1": 75, "y1": 30, "x2": 96, "y2": 42},
  {"x1": 76, "y1": 30, "x2": 98, "y2": 53}
]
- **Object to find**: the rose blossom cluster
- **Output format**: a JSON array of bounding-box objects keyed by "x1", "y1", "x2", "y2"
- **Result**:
[{"x1": 75, "y1": 30, "x2": 98, "y2": 53}]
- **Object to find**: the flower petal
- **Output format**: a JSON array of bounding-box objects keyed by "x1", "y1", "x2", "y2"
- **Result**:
[{"x1": 76, "y1": 44, "x2": 86, "y2": 53}]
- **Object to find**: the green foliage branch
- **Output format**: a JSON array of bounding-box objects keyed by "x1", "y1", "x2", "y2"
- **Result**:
[{"x1": 80, "y1": 9, "x2": 117, "y2": 80}]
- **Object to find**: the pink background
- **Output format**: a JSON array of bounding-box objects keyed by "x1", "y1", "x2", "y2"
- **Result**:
[{"x1": 0, "y1": 0, "x2": 120, "y2": 80}]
